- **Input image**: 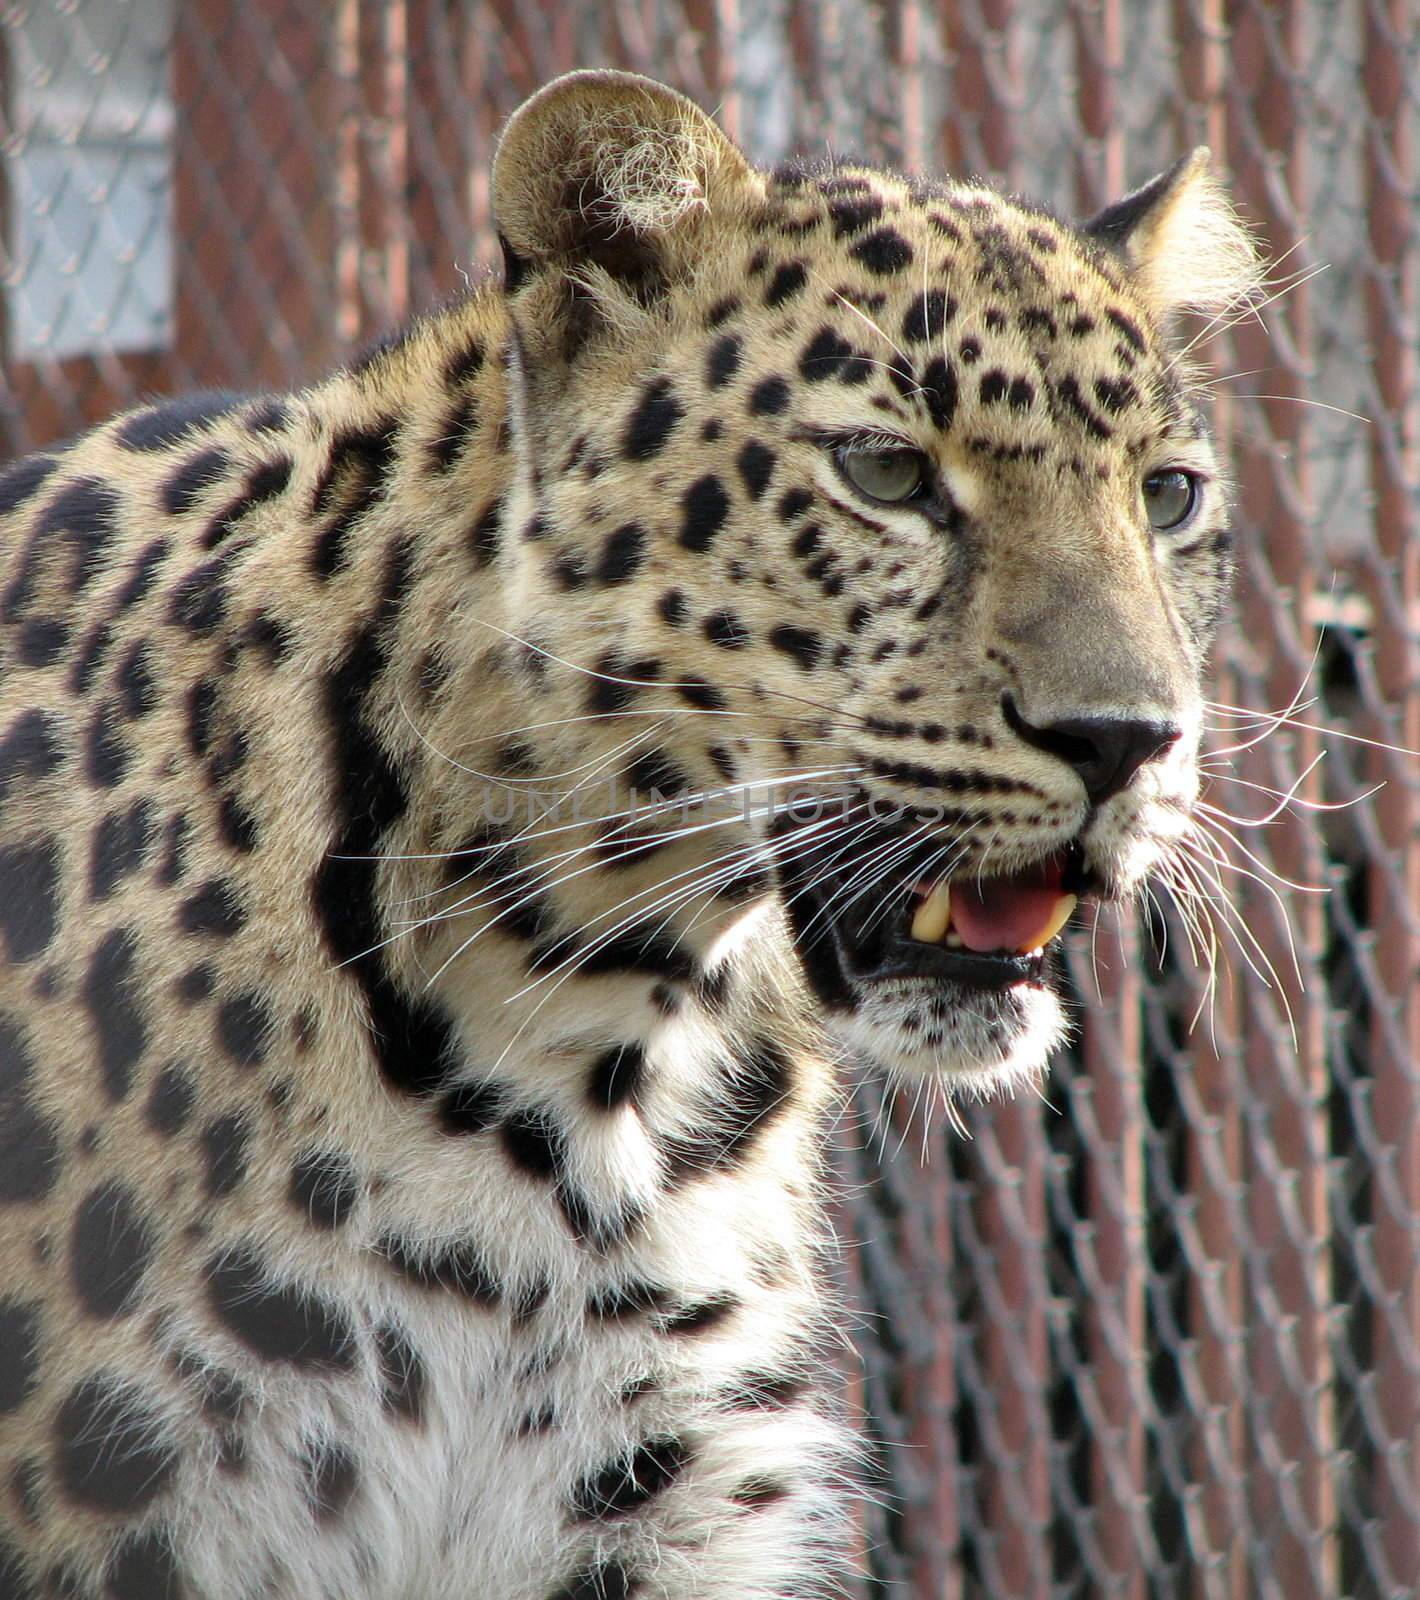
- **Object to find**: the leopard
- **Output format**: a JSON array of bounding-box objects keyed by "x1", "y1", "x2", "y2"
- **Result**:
[{"x1": 0, "y1": 69, "x2": 1260, "y2": 1600}]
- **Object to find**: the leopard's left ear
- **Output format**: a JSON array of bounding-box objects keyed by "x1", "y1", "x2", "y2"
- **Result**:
[{"x1": 1084, "y1": 150, "x2": 1262, "y2": 318}]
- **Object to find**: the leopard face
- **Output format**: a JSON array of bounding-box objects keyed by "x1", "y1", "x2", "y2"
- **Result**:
[{"x1": 491, "y1": 72, "x2": 1259, "y2": 1095}]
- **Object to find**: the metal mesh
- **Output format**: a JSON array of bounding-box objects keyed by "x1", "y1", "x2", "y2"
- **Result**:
[{"x1": 3, "y1": 3, "x2": 1417, "y2": 1594}]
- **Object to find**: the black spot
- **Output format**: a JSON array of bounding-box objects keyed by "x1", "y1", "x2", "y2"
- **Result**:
[
  {"x1": 851, "y1": 227, "x2": 913, "y2": 275},
  {"x1": 16, "y1": 617, "x2": 68, "y2": 666},
  {"x1": 678, "y1": 474, "x2": 730, "y2": 553},
  {"x1": 0, "y1": 711, "x2": 62, "y2": 808},
  {"x1": 215, "y1": 991, "x2": 273, "y2": 1067},
  {"x1": 186, "y1": 680, "x2": 217, "y2": 757},
  {"x1": 309, "y1": 421, "x2": 399, "y2": 577},
  {"x1": 570, "y1": 1435, "x2": 690, "y2": 1522},
  {"x1": 311, "y1": 544, "x2": 461, "y2": 1102},
  {"x1": 205, "y1": 1246, "x2": 358, "y2": 1370},
  {"x1": 0, "y1": 1299, "x2": 41, "y2": 1413},
  {"x1": 146, "y1": 1063, "x2": 195, "y2": 1136},
  {"x1": 798, "y1": 326, "x2": 857, "y2": 383},
  {"x1": 764, "y1": 261, "x2": 808, "y2": 306},
  {"x1": 736, "y1": 441, "x2": 775, "y2": 500},
  {"x1": 178, "y1": 878, "x2": 246, "y2": 938},
  {"x1": 1095, "y1": 375, "x2": 1137, "y2": 414},
  {"x1": 828, "y1": 196, "x2": 883, "y2": 236},
  {"x1": 202, "y1": 456, "x2": 293, "y2": 549},
  {"x1": 245, "y1": 397, "x2": 289, "y2": 432},
  {"x1": 919, "y1": 356, "x2": 959, "y2": 434},
  {"x1": 675, "y1": 674, "x2": 726, "y2": 711},
  {"x1": 240, "y1": 613, "x2": 293, "y2": 666},
  {"x1": 105, "y1": 1527, "x2": 183, "y2": 1600},
  {"x1": 2, "y1": 477, "x2": 121, "y2": 621},
  {"x1": 730, "y1": 1476, "x2": 790, "y2": 1511},
  {"x1": 596, "y1": 522, "x2": 645, "y2": 584},
  {"x1": 377, "y1": 1234, "x2": 501, "y2": 1307},
  {"x1": 83, "y1": 702, "x2": 129, "y2": 788},
  {"x1": 166, "y1": 556, "x2": 230, "y2": 634},
  {"x1": 1106, "y1": 306, "x2": 1146, "y2": 352},
  {"x1": 114, "y1": 643, "x2": 158, "y2": 721},
  {"x1": 705, "y1": 335, "x2": 741, "y2": 389},
  {"x1": 768, "y1": 624, "x2": 823, "y2": 670},
  {"x1": 778, "y1": 487, "x2": 812, "y2": 521},
  {"x1": 587, "y1": 1043, "x2": 645, "y2": 1110},
  {"x1": 200, "y1": 1112, "x2": 250, "y2": 1200},
  {"x1": 0, "y1": 1019, "x2": 57, "y2": 1201},
  {"x1": 1056, "y1": 375, "x2": 1113, "y2": 440},
  {"x1": 0, "y1": 839, "x2": 60, "y2": 963},
  {"x1": 54, "y1": 1374, "x2": 178, "y2": 1512},
  {"x1": 302, "y1": 1439, "x2": 359, "y2": 1524},
  {"x1": 663, "y1": 1037, "x2": 793, "y2": 1183},
  {"x1": 626, "y1": 750, "x2": 690, "y2": 800},
  {"x1": 468, "y1": 497, "x2": 502, "y2": 567},
  {"x1": 547, "y1": 1561, "x2": 639, "y2": 1600},
  {"x1": 288, "y1": 1149, "x2": 359, "y2": 1229},
  {"x1": 584, "y1": 650, "x2": 646, "y2": 717},
  {"x1": 502, "y1": 1108, "x2": 562, "y2": 1179},
  {"x1": 176, "y1": 1355, "x2": 247, "y2": 1426},
  {"x1": 115, "y1": 391, "x2": 236, "y2": 451},
  {"x1": 902, "y1": 289, "x2": 955, "y2": 344},
  {"x1": 81, "y1": 929, "x2": 146, "y2": 1102},
  {"x1": 161, "y1": 446, "x2": 231, "y2": 516},
  {"x1": 70, "y1": 1182, "x2": 156, "y2": 1319},
  {"x1": 535, "y1": 924, "x2": 695, "y2": 987},
  {"x1": 174, "y1": 963, "x2": 213, "y2": 1003},
  {"x1": 0, "y1": 452, "x2": 57, "y2": 517},
  {"x1": 622, "y1": 378, "x2": 683, "y2": 460},
  {"x1": 704, "y1": 295, "x2": 739, "y2": 327},
  {"x1": 155, "y1": 814, "x2": 190, "y2": 887},
  {"x1": 659, "y1": 1294, "x2": 738, "y2": 1335},
  {"x1": 748, "y1": 376, "x2": 790, "y2": 415},
  {"x1": 703, "y1": 610, "x2": 747, "y2": 649},
  {"x1": 436, "y1": 1078, "x2": 504, "y2": 1136},
  {"x1": 657, "y1": 589, "x2": 686, "y2": 628},
  {"x1": 586, "y1": 1279, "x2": 667, "y2": 1321},
  {"x1": 720, "y1": 1369, "x2": 808, "y2": 1410},
  {"x1": 374, "y1": 1321, "x2": 427, "y2": 1423},
  {"x1": 217, "y1": 792, "x2": 259, "y2": 853},
  {"x1": 429, "y1": 394, "x2": 478, "y2": 472},
  {"x1": 979, "y1": 369, "x2": 1009, "y2": 406}
]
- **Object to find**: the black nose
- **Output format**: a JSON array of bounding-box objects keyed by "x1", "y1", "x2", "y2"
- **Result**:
[{"x1": 1002, "y1": 695, "x2": 1182, "y2": 805}]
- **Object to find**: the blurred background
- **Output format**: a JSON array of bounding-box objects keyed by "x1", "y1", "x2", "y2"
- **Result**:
[{"x1": 1, "y1": 2, "x2": 1417, "y2": 1595}]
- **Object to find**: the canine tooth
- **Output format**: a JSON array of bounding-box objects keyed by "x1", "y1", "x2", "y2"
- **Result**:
[
  {"x1": 1017, "y1": 892, "x2": 1077, "y2": 954},
  {"x1": 945, "y1": 931, "x2": 963, "y2": 948},
  {"x1": 910, "y1": 881, "x2": 951, "y2": 943}
]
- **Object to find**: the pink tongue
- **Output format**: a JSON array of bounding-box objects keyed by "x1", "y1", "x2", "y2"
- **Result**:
[{"x1": 952, "y1": 876, "x2": 1061, "y2": 955}]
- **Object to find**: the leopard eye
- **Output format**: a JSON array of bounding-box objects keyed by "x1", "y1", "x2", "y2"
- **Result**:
[
  {"x1": 835, "y1": 444, "x2": 928, "y2": 505},
  {"x1": 1143, "y1": 468, "x2": 1200, "y2": 531}
]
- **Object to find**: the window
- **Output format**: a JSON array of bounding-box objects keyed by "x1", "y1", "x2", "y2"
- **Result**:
[{"x1": 6, "y1": 0, "x2": 174, "y2": 361}]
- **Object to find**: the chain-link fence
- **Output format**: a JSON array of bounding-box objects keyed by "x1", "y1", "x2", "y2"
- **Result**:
[{"x1": 2, "y1": 2, "x2": 1417, "y2": 1595}]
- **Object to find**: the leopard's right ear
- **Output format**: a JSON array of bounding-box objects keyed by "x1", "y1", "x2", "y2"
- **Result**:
[
  {"x1": 492, "y1": 71, "x2": 754, "y2": 300},
  {"x1": 1084, "y1": 150, "x2": 1263, "y2": 322}
]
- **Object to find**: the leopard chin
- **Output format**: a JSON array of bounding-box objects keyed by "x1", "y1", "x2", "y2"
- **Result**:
[{"x1": 833, "y1": 973, "x2": 1068, "y2": 1095}]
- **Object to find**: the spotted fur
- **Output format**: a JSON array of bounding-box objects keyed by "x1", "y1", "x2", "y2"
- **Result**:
[{"x1": 0, "y1": 73, "x2": 1257, "y2": 1598}]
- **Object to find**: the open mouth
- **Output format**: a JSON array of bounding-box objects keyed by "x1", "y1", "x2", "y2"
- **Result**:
[{"x1": 774, "y1": 818, "x2": 1093, "y2": 1006}]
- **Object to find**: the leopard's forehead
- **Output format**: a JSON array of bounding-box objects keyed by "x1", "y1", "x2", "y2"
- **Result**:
[{"x1": 650, "y1": 164, "x2": 1199, "y2": 476}]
